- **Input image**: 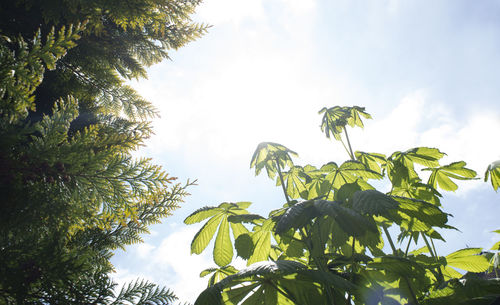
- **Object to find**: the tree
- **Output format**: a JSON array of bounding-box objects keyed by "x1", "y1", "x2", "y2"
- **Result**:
[
  {"x1": 186, "y1": 106, "x2": 500, "y2": 305},
  {"x1": 0, "y1": 0, "x2": 206, "y2": 303}
]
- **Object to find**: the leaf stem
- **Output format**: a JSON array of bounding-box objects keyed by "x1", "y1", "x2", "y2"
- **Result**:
[
  {"x1": 382, "y1": 224, "x2": 397, "y2": 254},
  {"x1": 275, "y1": 158, "x2": 291, "y2": 204},
  {"x1": 343, "y1": 127, "x2": 355, "y2": 160},
  {"x1": 405, "y1": 233, "x2": 413, "y2": 257},
  {"x1": 422, "y1": 233, "x2": 444, "y2": 281},
  {"x1": 383, "y1": 225, "x2": 419, "y2": 305}
]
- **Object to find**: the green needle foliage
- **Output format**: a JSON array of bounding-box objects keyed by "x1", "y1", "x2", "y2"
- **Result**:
[
  {"x1": 1, "y1": 0, "x2": 206, "y2": 303},
  {"x1": 186, "y1": 106, "x2": 500, "y2": 305}
]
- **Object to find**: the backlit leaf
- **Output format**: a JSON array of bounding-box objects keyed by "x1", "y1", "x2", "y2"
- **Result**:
[
  {"x1": 214, "y1": 216, "x2": 233, "y2": 267},
  {"x1": 424, "y1": 161, "x2": 477, "y2": 192},
  {"x1": 446, "y1": 248, "x2": 490, "y2": 273},
  {"x1": 191, "y1": 214, "x2": 223, "y2": 254}
]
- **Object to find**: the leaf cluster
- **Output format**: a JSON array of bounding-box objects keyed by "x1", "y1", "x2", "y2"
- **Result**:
[{"x1": 186, "y1": 106, "x2": 499, "y2": 305}]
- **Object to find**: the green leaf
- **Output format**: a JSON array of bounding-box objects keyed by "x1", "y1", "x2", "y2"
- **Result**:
[
  {"x1": 319, "y1": 106, "x2": 350, "y2": 140},
  {"x1": 191, "y1": 214, "x2": 223, "y2": 254},
  {"x1": 321, "y1": 160, "x2": 381, "y2": 192},
  {"x1": 278, "y1": 166, "x2": 311, "y2": 199},
  {"x1": 355, "y1": 151, "x2": 387, "y2": 174},
  {"x1": 387, "y1": 147, "x2": 445, "y2": 187},
  {"x1": 446, "y1": 248, "x2": 490, "y2": 273},
  {"x1": 352, "y1": 190, "x2": 399, "y2": 218},
  {"x1": 250, "y1": 142, "x2": 298, "y2": 179},
  {"x1": 201, "y1": 265, "x2": 238, "y2": 287},
  {"x1": 424, "y1": 161, "x2": 477, "y2": 192},
  {"x1": 484, "y1": 160, "x2": 500, "y2": 191},
  {"x1": 248, "y1": 220, "x2": 274, "y2": 265},
  {"x1": 185, "y1": 206, "x2": 223, "y2": 224},
  {"x1": 235, "y1": 234, "x2": 254, "y2": 260},
  {"x1": 319, "y1": 106, "x2": 371, "y2": 140},
  {"x1": 214, "y1": 216, "x2": 233, "y2": 267},
  {"x1": 392, "y1": 196, "x2": 448, "y2": 231}
]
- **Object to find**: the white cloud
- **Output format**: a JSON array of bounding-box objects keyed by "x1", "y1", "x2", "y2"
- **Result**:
[
  {"x1": 196, "y1": 0, "x2": 265, "y2": 25},
  {"x1": 151, "y1": 226, "x2": 213, "y2": 303}
]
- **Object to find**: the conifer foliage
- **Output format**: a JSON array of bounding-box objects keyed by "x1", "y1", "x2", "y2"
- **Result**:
[{"x1": 0, "y1": 0, "x2": 206, "y2": 303}]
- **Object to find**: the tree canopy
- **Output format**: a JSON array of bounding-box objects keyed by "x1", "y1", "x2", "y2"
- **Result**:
[{"x1": 0, "y1": 0, "x2": 207, "y2": 303}]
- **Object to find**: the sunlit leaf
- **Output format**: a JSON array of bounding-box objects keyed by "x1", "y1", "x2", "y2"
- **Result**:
[
  {"x1": 185, "y1": 206, "x2": 223, "y2": 224},
  {"x1": 355, "y1": 151, "x2": 387, "y2": 174},
  {"x1": 277, "y1": 166, "x2": 311, "y2": 199},
  {"x1": 248, "y1": 219, "x2": 275, "y2": 265},
  {"x1": 186, "y1": 202, "x2": 252, "y2": 265},
  {"x1": 214, "y1": 216, "x2": 233, "y2": 267},
  {"x1": 319, "y1": 106, "x2": 350, "y2": 140},
  {"x1": 392, "y1": 196, "x2": 448, "y2": 231},
  {"x1": 191, "y1": 214, "x2": 223, "y2": 254},
  {"x1": 445, "y1": 248, "x2": 490, "y2": 273},
  {"x1": 424, "y1": 161, "x2": 477, "y2": 192},
  {"x1": 200, "y1": 265, "x2": 238, "y2": 287},
  {"x1": 250, "y1": 142, "x2": 298, "y2": 179}
]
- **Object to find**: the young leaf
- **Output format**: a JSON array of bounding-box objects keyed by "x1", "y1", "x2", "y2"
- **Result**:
[
  {"x1": 319, "y1": 106, "x2": 350, "y2": 140},
  {"x1": 250, "y1": 142, "x2": 298, "y2": 179}
]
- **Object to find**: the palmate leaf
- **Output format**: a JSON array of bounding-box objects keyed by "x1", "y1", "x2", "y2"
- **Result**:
[
  {"x1": 195, "y1": 260, "x2": 308, "y2": 305},
  {"x1": 424, "y1": 161, "x2": 477, "y2": 192},
  {"x1": 347, "y1": 106, "x2": 372, "y2": 128},
  {"x1": 484, "y1": 160, "x2": 500, "y2": 191},
  {"x1": 195, "y1": 260, "x2": 355, "y2": 305},
  {"x1": 185, "y1": 202, "x2": 252, "y2": 267},
  {"x1": 391, "y1": 179, "x2": 442, "y2": 206},
  {"x1": 318, "y1": 106, "x2": 371, "y2": 141},
  {"x1": 277, "y1": 166, "x2": 311, "y2": 200},
  {"x1": 445, "y1": 248, "x2": 490, "y2": 273},
  {"x1": 302, "y1": 165, "x2": 331, "y2": 199},
  {"x1": 247, "y1": 219, "x2": 275, "y2": 265},
  {"x1": 387, "y1": 147, "x2": 445, "y2": 186},
  {"x1": 200, "y1": 265, "x2": 238, "y2": 287},
  {"x1": 275, "y1": 199, "x2": 378, "y2": 239},
  {"x1": 391, "y1": 196, "x2": 448, "y2": 232},
  {"x1": 319, "y1": 106, "x2": 350, "y2": 140},
  {"x1": 321, "y1": 160, "x2": 382, "y2": 193},
  {"x1": 250, "y1": 142, "x2": 298, "y2": 179},
  {"x1": 355, "y1": 151, "x2": 387, "y2": 174},
  {"x1": 352, "y1": 190, "x2": 399, "y2": 218}
]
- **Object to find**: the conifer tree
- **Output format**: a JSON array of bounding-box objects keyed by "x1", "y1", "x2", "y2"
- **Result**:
[{"x1": 0, "y1": 0, "x2": 207, "y2": 303}]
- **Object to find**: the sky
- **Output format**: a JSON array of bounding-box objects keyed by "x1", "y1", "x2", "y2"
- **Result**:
[{"x1": 111, "y1": 0, "x2": 500, "y2": 303}]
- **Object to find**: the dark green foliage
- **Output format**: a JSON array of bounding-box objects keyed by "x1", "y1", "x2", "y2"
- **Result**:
[
  {"x1": 186, "y1": 106, "x2": 499, "y2": 305},
  {"x1": 1, "y1": 0, "x2": 206, "y2": 303}
]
